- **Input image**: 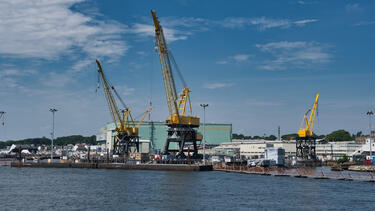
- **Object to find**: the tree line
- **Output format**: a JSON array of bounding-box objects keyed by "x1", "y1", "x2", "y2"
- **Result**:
[
  {"x1": 233, "y1": 129, "x2": 368, "y2": 142},
  {"x1": 0, "y1": 135, "x2": 97, "y2": 149}
]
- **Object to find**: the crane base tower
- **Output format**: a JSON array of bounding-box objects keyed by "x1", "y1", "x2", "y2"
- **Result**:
[
  {"x1": 113, "y1": 134, "x2": 139, "y2": 155},
  {"x1": 164, "y1": 125, "x2": 200, "y2": 159},
  {"x1": 296, "y1": 137, "x2": 317, "y2": 161}
]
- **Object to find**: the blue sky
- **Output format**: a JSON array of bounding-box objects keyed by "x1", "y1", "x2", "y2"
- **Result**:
[{"x1": 0, "y1": 0, "x2": 374, "y2": 140}]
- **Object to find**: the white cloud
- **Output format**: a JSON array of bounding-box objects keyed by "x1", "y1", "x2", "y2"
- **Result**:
[
  {"x1": 345, "y1": 3, "x2": 362, "y2": 13},
  {"x1": 0, "y1": 0, "x2": 128, "y2": 65},
  {"x1": 294, "y1": 19, "x2": 318, "y2": 26},
  {"x1": 203, "y1": 82, "x2": 234, "y2": 90},
  {"x1": 130, "y1": 15, "x2": 317, "y2": 43},
  {"x1": 354, "y1": 21, "x2": 375, "y2": 26},
  {"x1": 0, "y1": 68, "x2": 38, "y2": 90},
  {"x1": 216, "y1": 60, "x2": 228, "y2": 65},
  {"x1": 130, "y1": 23, "x2": 190, "y2": 42},
  {"x1": 297, "y1": 1, "x2": 317, "y2": 5},
  {"x1": 114, "y1": 85, "x2": 136, "y2": 97},
  {"x1": 231, "y1": 54, "x2": 252, "y2": 63},
  {"x1": 256, "y1": 41, "x2": 332, "y2": 70},
  {"x1": 219, "y1": 17, "x2": 318, "y2": 31},
  {"x1": 245, "y1": 99, "x2": 283, "y2": 107},
  {"x1": 216, "y1": 54, "x2": 252, "y2": 65}
]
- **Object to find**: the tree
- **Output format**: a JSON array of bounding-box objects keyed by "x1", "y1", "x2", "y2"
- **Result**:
[
  {"x1": 356, "y1": 131, "x2": 362, "y2": 137},
  {"x1": 281, "y1": 133, "x2": 299, "y2": 140},
  {"x1": 265, "y1": 135, "x2": 277, "y2": 140},
  {"x1": 325, "y1": 130, "x2": 353, "y2": 142},
  {"x1": 337, "y1": 156, "x2": 349, "y2": 164},
  {"x1": 0, "y1": 135, "x2": 97, "y2": 149}
]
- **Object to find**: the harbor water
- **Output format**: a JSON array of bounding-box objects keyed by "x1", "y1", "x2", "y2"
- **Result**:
[{"x1": 1, "y1": 166, "x2": 374, "y2": 210}]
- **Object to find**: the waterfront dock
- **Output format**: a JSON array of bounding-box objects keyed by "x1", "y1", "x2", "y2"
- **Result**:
[
  {"x1": 214, "y1": 165, "x2": 375, "y2": 182},
  {"x1": 10, "y1": 161, "x2": 213, "y2": 171}
]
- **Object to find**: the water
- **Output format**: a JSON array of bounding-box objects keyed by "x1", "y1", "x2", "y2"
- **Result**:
[{"x1": 1, "y1": 166, "x2": 374, "y2": 210}]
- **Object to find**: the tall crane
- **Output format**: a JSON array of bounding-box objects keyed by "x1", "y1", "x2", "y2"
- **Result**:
[
  {"x1": 96, "y1": 59, "x2": 152, "y2": 155},
  {"x1": 151, "y1": 10, "x2": 202, "y2": 159},
  {"x1": 296, "y1": 93, "x2": 319, "y2": 161}
]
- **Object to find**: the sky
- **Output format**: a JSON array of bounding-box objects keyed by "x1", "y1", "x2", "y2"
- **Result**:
[{"x1": 0, "y1": 0, "x2": 374, "y2": 141}]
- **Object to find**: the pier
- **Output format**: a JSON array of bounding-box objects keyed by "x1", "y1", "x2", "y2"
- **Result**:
[
  {"x1": 213, "y1": 165, "x2": 375, "y2": 182},
  {"x1": 10, "y1": 161, "x2": 213, "y2": 171}
]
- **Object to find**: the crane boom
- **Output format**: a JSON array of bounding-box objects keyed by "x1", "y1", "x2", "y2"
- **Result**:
[
  {"x1": 96, "y1": 59, "x2": 151, "y2": 155},
  {"x1": 151, "y1": 10, "x2": 201, "y2": 159},
  {"x1": 151, "y1": 10, "x2": 199, "y2": 126},
  {"x1": 151, "y1": 11, "x2": 179, "y2": 121},
  {"x1": 298, "y1": 93, "x2": 319, "y2": 138}
]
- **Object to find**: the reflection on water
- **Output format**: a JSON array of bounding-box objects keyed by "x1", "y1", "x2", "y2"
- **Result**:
[{"x1": 0, "y1": 166, "x2": 374, "y2": 210}]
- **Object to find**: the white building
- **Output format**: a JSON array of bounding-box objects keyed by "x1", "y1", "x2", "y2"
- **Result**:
[
  {"x1": 236, "y1": 140, "x2": 296, "y2": 159},
  {"x1": 265, "y1": 147, "x2": 285, "y2": 165},
  {"x1": 315, "y1": 141, "x2": 362, "y2": 160},
  {"x1": 352, "y1": 138, "x2": 375, "y2": 156}
]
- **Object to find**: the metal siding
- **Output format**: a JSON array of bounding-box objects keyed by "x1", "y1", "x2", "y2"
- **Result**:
[{"x1": 105, "y1": 121, "x2": 232, "y2": 151}]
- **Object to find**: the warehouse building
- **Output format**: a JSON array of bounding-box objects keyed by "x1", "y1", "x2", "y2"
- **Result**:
[
  {"x1": 97, "y1": 121, "x2": 232, "y2": 153},
  {"x1": 207, "y1": 140, "x2": 296, "y2": 158},
  {"x1": 315, "y1": 141, "x2": 362, "y2": 160}
]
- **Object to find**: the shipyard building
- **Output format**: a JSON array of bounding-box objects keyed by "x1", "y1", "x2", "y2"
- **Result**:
[{"x1": 97, "y1": 121, "x2": 232, "y2": 153}]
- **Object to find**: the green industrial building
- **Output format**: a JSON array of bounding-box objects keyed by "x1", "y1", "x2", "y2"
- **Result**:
[{"x1": 97, "y1": 121, "x2": 232, "y2": 153}]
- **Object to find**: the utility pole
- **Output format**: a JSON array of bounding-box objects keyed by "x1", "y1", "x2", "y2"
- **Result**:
[
  {"x1": 367, "y1": 110, "x2": 373, "y2": 157},
  {"x1": 200, "y1": 104, "x2": 208, "y2": 165},
  {"x1": 50, "y1": 108, "x2": 58, "y2": 161},
  {"x1": 0, "y1": 111, "x2": 5, "y2": 141}
]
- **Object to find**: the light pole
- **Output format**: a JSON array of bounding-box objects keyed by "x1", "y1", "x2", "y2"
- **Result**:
[
  {"x1": 367, "y1": 110, "x2": 373, "y2": 157},
  {"x1": 0, "y1": 111, "x2": 5, "y2": 141},
  {"x1": 200, "y1": 104, "x2": 208, "y2": 165},
  {"x1": 0, "y1": 111, "x2": 5, "y2": 125},
  {"x1": 50, "y1": 108, "x2": 58, "y2": 161}
]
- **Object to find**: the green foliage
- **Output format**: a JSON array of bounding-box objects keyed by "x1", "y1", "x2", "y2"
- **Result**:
[
  {"x1": 337, "y1": 156, "x2": 349, "y2": 164},
  {"x1": 54, "y1": 135, "x2": 97, "y2": 146},
  {"x1": 281, "y1": 133, "x2": 299, "y2": 140},
  {"x1": 355, "y1": 131, "x2": 362, "y2": 137},
  {"x1": 326, "y1": 130, "x2": 353, "y2": 142},
  {"x1": 0, "y1": 135, "x2": 97, "y2": 149},
  {"x1": 232, "y1": 133, "x2": 251, "y2": 139},
  {"x1": 265, "y1": 135, "x2": 277, "y2": 140},
  {"x1": 232, "y1": 133, "x2": 277, "y2": 140}
]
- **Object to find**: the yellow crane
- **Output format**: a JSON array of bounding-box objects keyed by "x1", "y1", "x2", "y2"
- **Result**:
[
  {"x1": 151, "y1": 10, "x2": 202, "y2": 159},
  {"x1": 298, "y1": 93, "x2": 319, "y2": 138},
  {"x1": 96, "y1": 59, "x2": 152, "y2": 155},
  {"x1": 296, "y1": 93, "x2": 319, "y2": 160}
]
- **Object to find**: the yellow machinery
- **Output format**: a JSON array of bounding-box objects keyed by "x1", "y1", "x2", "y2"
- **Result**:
[
  {"x1": 96, "y1": 59, "x2": 152, "y2": 155},
  {"x1": 296, "y1": 93, "x2": 319, "y2": 161},
  {"x1": 151, "y1": 10, "x2": 202, "y2": 159},
  {"x1": 298, "y1": 93, "x2": 319, "y2": 138}
]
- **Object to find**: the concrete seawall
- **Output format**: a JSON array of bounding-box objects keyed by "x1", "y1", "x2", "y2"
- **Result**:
[
  {"x1": 348, "y1": 165, "x2": 375, "y2": 172},
  {"x1": 10, "y1": 161, "x2": 213, "y2": 171}
]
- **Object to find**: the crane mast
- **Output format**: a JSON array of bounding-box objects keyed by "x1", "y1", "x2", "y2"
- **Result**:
[
  {"x1": 151, "y1": 10, "x2": 202, "y2": 159},
  {"x1": 296, "y1": 93, "x2": 319, "y2": 162},
  {"x1": 96, "y1": 59, "x2": 151, "y2": 155}
]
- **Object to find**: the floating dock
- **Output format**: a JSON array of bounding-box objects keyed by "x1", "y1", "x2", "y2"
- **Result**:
[{"x1": 10, "y1": 161, "x2": 213, "y2": 171}]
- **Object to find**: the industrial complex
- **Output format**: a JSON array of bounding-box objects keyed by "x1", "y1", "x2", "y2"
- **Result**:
[
  {"x1": 0, "y1": 9, "x2": 375, "y2": 174},
  {"x1": 97, "y1": 121, "x2": 232, "y2": 153}
]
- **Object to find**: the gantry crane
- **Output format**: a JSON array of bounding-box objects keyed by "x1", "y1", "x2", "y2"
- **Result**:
[
  {"x1": 296, "y1": 93, "x2": 319, "y2": 161},
  {"x1": 151, "y1": 10, "x2": 202, "y2": 159},
  {"x1": 96, "y1": 59, "x2": 152, "y2": 155}
]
